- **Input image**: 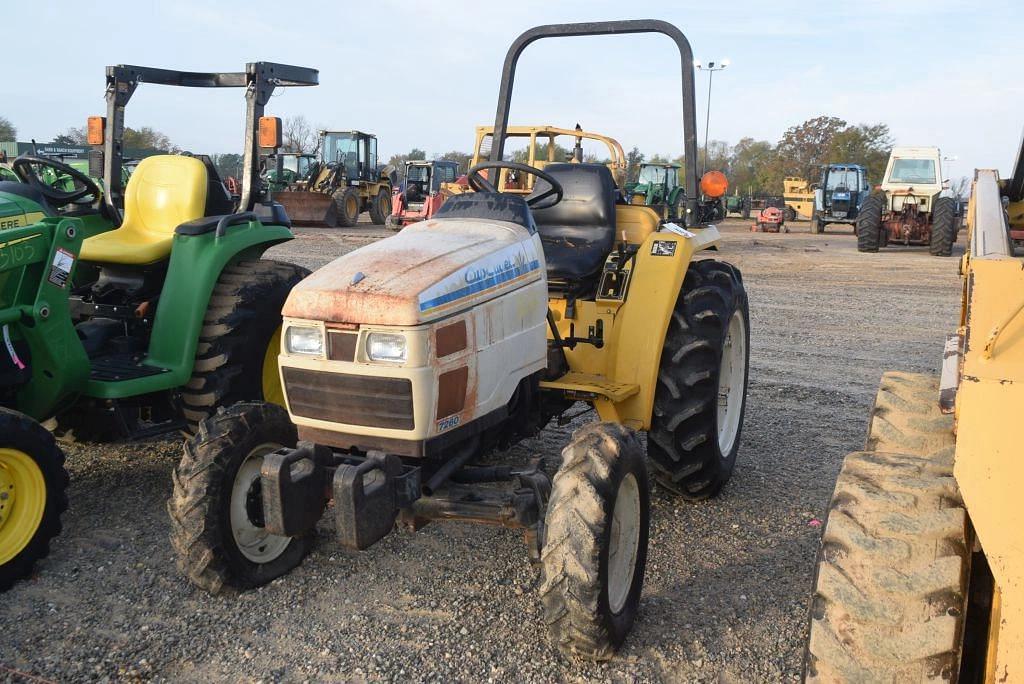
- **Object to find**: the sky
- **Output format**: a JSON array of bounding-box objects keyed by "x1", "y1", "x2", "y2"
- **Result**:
[{"x1": 6, "y1": 1, "x2": 1023, "y2": 180}]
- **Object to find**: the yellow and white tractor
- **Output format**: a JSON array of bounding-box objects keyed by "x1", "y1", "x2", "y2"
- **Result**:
[
  {"x1": 168, "y1": 20, "x2": 751, "y2": 660},
  {"x1": 804, "y1": 147, "x2": 1024, "y2": 679}
]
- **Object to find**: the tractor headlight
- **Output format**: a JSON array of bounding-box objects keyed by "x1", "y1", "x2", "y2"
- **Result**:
[
  {"x1": 366, "y1": 332, "x2": 407, "y2": 363},
  {"x1": 285, "y1": 326, "x2": 323, "y2": 356}
]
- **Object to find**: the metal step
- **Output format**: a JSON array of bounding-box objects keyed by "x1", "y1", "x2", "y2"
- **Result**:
[{"x1": 89, "y1": 354, "x2": 170, "y2": 382}]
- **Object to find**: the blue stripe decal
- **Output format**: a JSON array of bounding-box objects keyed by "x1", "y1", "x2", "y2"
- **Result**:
[{"x1": 420, "y1": 259, "x2": 540, "y2": 312}]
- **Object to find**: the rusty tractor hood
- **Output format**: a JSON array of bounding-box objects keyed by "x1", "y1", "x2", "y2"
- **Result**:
[{"x1": 283, "y1": 218, "x2": 543, "y2": 326}]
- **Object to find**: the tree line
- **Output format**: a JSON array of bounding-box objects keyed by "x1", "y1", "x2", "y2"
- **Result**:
[{"x1": 3, "y1": 113, "x2": 897, "y2": 196}]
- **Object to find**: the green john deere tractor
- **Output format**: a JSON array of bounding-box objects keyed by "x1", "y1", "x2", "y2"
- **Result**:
[
  {"x1": 627, "y1": 162, "x2": 685, "y2": 220},
  {"x1": 0, "y1": 61, "x2": 318, "y2": 591}
]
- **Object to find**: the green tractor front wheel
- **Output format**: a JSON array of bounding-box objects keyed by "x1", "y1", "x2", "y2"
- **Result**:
[{"x1": 0, "y1": 408, "x2": 69, "y2": 592}]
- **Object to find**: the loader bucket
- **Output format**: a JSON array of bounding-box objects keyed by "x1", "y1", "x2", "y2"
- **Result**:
[{"x1": 276, "y1": 191, "x2": 337, "y2": 227}]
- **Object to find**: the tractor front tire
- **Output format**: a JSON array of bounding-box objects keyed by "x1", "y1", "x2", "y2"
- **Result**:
[
  {"x1": 784, "y1": 205, "x2": 797, "y2": 223},
  {"x1": 368, "y1": 190, "x2": 390, "y2": 225},
  {"x1": 805, "y1": 376, "x2": 966, "y2": 681},
  {"x1": 647, "y1": 260, "x2": 750, "y2": 499},
  {"x1": 180, "y1": 259, "x2": 310, "y2": 436},
  {"x1": 929, "y1": 196, "x2": 957, "y2": 257},
  {"x1": 0, "y1": 408, "x2": 69, "y2": 592},
  {"x1": 540, "y1": 422, "x2": 650, "y2": 660},
  {"x1": 856, "y1": 194, "x2": 884, "y2": 252},
  {"x1": 334, "y1": 187, "x2": 361, "y2": 227},
  {"x1": 168, "y1": 402, "x2": 314, "y2": 593},
  {"x1": 385, "y1": 214, "x2": 402, "y2": 231}
]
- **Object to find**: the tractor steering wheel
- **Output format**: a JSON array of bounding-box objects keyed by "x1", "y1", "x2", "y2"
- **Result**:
[
  {"x1": 466, "y1": 161, "x2": 564, "y2": 211},
  {"x1": 12, "y1": 155, "x2": 102, "y2": 208}
]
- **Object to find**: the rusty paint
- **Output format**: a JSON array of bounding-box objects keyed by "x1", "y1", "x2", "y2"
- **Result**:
[
  {"x1": 327, "y1": 330, "x2": 358, "y2": 362},
  {"x1": 435, "y1": 320, "x2": 468, "y2": 358},
  {"x1": 436, "y1": 366, "x2": 469, "y2": 418},
  {"x1": 282, "y1": 220, "x2": 539, "y2": 325}
]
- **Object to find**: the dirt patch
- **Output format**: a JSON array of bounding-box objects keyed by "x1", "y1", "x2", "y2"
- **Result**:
[{"x1": 0, "y1": 219, "x2": 963, "y2": 682}]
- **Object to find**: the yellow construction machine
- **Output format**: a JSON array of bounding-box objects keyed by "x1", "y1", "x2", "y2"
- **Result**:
[
  {"x1": 460, "y1": 124, "x2": 628, "y2": 192},
  {"x1": 275, "y1": 130, "x2": 394, "y2": 228},
  {"x1": 783, "y1": 176, "x2": 815, "y2": 221},
  {"x1": 804, "y1": 146, "x2": 1024, "y2": 680}
]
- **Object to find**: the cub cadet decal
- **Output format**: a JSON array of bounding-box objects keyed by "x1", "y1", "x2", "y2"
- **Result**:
[
  {"x1": 418, "y1": 239, "x2": 541, "y2": 314},
  {"x1": 437, "y1": 414, "x2": 461, "y2": 432}
]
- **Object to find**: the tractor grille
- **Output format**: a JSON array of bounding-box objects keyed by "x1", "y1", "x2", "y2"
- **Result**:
[
  {"x1": 283, "y1": 367, "x2": 414, "y2": 430},
  {"x1": 832, "y1": 198, "x2": 851, "y2": 213}
]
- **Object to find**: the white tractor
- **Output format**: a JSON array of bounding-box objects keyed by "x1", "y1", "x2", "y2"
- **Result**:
[{"x1": 856, "y1": 146, "x2": 958, "y2": 255}]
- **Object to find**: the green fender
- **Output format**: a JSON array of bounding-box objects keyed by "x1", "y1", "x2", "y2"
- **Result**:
[{"x1": 84, "y1": 219, "x2": 294, "y2": 399}]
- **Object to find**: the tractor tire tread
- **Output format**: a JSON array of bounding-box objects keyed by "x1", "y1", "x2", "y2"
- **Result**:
[
  {"x1": 646, "y1": 259, "x2": 748, "y2": 499},
  {"x1": 179, "y1": 259, "x2": 309, "y2": 435},
  {"x1": 168, "y1": 402, "x2": 308, "y2": 594},
  {"x1": 857, "y1": 194, "x2": 884, "y2": 252},
  {"x1": 540, "y1": 422, "x2": 648, "y2": 660},
  {"x1": 929, "y1": 196, "x2": 957, "y2": 257}
]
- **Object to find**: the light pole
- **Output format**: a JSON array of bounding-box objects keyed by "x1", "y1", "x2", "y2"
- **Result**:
[{"x1": 694, "y1": 58, "x2": 729, "y2": 178}]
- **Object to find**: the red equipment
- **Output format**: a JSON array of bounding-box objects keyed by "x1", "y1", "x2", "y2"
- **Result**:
[{"x1": 751, "y1": 206, "x2": 788, "y2": 233}]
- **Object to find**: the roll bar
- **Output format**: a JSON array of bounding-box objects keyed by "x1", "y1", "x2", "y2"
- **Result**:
[
  {"x1": 100, "y1": 62, "x2": 319, "y2": 219},
  {"x1": 490, "y1": 20, "x2": 700, "y2": 218}
]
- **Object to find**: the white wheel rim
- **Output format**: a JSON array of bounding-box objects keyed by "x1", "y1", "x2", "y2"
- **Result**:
[
  {"x1": 607, "y1": 473, "x2": 641, "y2": 614},
  {"x1": 717, "y1": 309, "x2": 747, "y2": 456},
  {"x1": 230, "y1": 443, "x2": 293, "y2": 563}
]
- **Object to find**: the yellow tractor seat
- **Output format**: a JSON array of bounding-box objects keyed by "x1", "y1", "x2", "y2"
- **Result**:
[{"x1": 80, "y1": 155, "x2": 208, "y2": 265}]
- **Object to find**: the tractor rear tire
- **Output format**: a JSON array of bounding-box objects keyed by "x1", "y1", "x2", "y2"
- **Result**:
[
  {"x1": 168, "y1": 402, "x2": 314, "y2": 593},
  {"x1": 856, "y1": 194, "x2": 885, "y2": 252},
  {"x1": 805, "y1": 376, "x2": 966, "y2": 681},
  {"x1": 741, "y1": 199, "x2": 751, "y2": 220},
  {"x1": 540, "y1": 422, "x2": 650, "y2": 660},
  {"x1": 335, "y1": 187, "x2": 360, "y2": 227},
  {"x1": 368, "y1": 190, "x2": 390, "y2": 225},
  {"x1": 180, "y1": 259, "x2": 310, "y2": 436},
  {"x1": 647, "y1": 260, "x2": 749, "y2": 499},
  {"x1": 0, "y1": 409, "x2": 69, "y2": 592},
  {"x1": 784, "y1": 205, "x2": 797, "y2": 222},
  {"x1": 929, "y1": 196, "x2": 957, "y2": 257}
]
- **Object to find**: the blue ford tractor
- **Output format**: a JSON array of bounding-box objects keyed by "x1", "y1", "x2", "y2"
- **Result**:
[{"x1": 810, "y1": 163, "x2": 871, "y2": 234}]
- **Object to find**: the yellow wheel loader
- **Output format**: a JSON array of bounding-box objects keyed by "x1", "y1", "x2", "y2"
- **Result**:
[
  {"x1": 274, "y1": 130, "x2": 394, "y2": 228},
  {"x1": 169, "y1": 20, "x2": 751, "y2": 660},
  {"x1": 804, "y1": 149, "x2": 1024, "y2": 680}
]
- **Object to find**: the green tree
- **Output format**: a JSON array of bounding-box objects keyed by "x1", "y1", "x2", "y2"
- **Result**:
[
  {"x1": 438, "y1": 150, "x2": 472, "y2": 174},
  {"x1": 626, "y1": 146, "x2": 645, "y2": 183},
  {"x1": 123, "y1": 126, "x2": 177, "y2": 153},
  {"x1": 512, "y1": 142, "x2": 572, "y2": 164},
  {"x1": 0, "y1": 116, "x2": 15, "y2": 141},
  {"x1": 775, "y1": 115, "x2": 848, "y2": 182},
  {"x1": 826, "y1": 123, "x2": 892, "y2": 184},
  {"x1": 729, "y1": 137, "x2": 777, "y2": 195},
  {"x1": 387, "y1": 148, "x2": 427, "y2": 180},
  {"x1": 53, "y1": 126, "x2": 87, "y2": 145},
  {"x1": 212, "y1": 153, "x2": 244, "y2": 180}
]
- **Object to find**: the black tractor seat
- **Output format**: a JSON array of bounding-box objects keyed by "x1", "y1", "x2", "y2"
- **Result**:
[{"x1": 528, "y1": 163, "x2": 617, "y2": 285}]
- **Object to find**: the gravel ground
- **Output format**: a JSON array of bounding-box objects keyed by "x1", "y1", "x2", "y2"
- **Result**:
[{"x1": 0, "y1": 218, "x2": 963, "y2": 683}]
